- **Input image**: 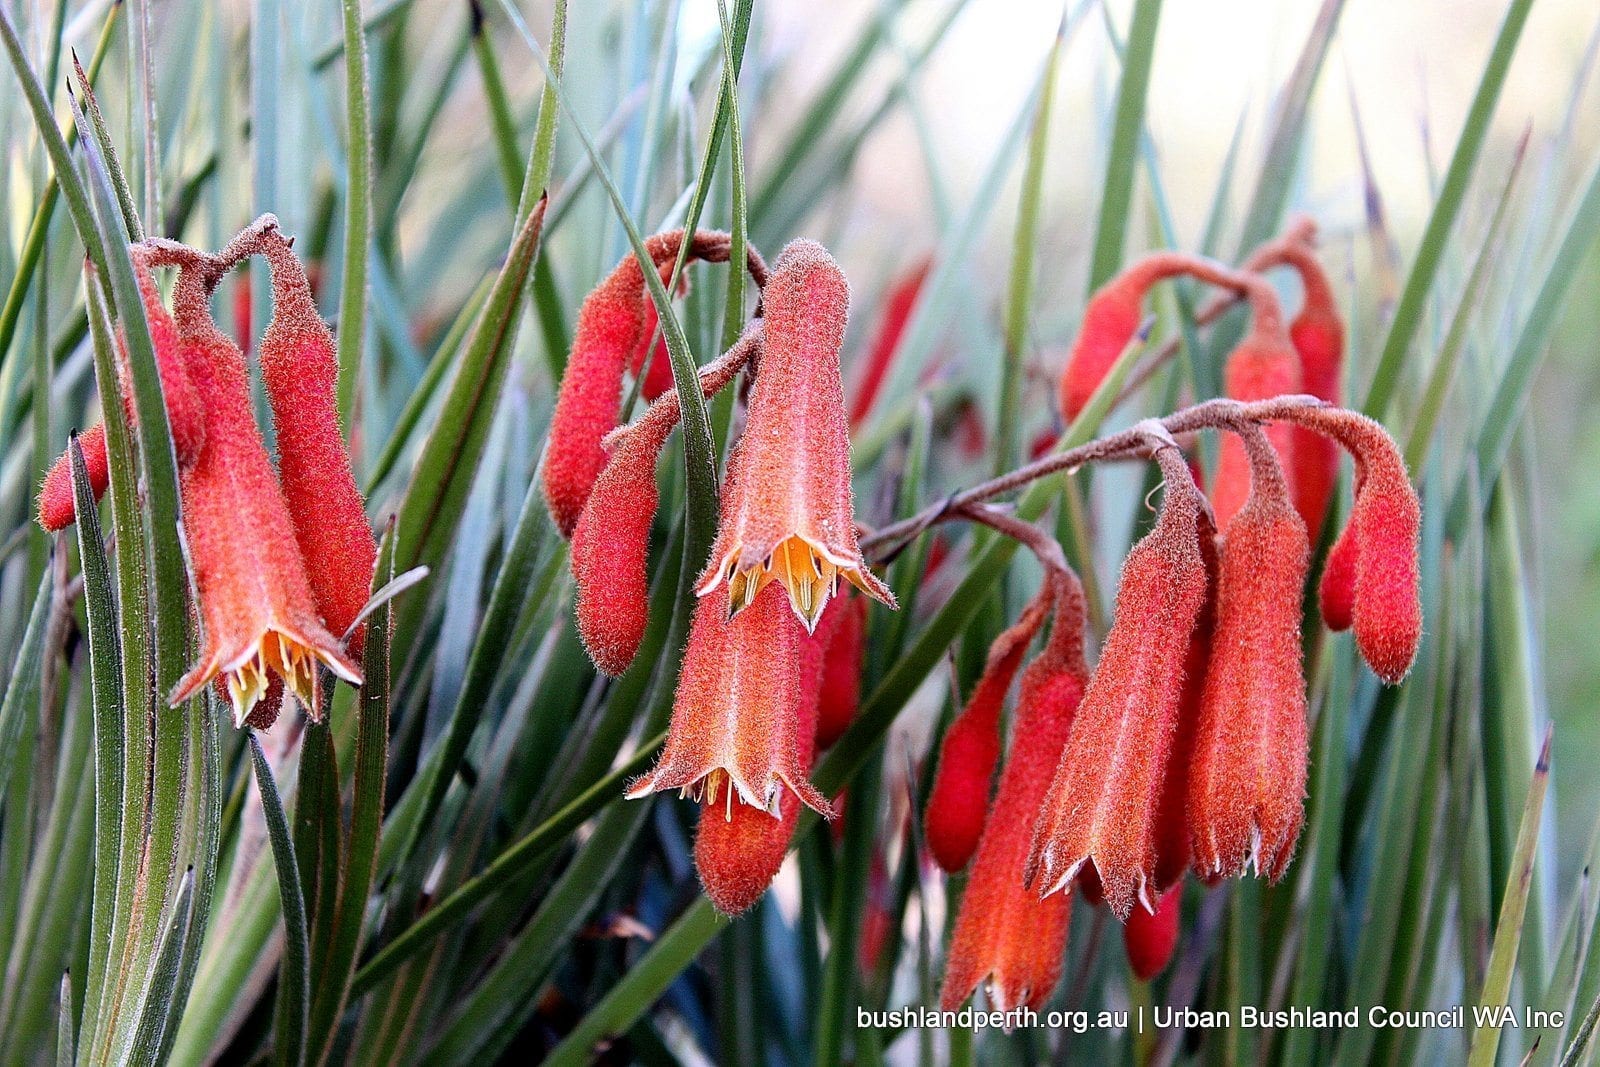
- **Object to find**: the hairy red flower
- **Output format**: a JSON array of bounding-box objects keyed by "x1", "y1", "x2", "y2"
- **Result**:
[
  {"x1": 543, "y1": 230, "x2": 752, "y2": 538},
  {"x1": 164, "y1": 263, "x2": 360, "y2": 723},
  {"x1": 697, "y1": 239, "x2": 895, "y2": 629},
  {"x1": 37, "y1": 250, "x2": 206, "y2": 530},
  {"x1": 942, "y1": 573, "x2": 1087, "y2": 1012},
  {"x1": 1123, "y1": 887, "x2": 1181, "y2": 981},
  {"x1": 571, "y1": 324, "x2": 762, "y2": 676},
  {"x1": 849, "y1": 256, "x2": 931, "y2": 426},
  {"x1": 925, "y1": 592, "x2": 1051, "y2": 874},
  {"x1": 814, "y1": 592, "x2": 866, "y2": 749},
  {"x1": 1287, "y1": 408, "x2": 1421, "y2": 684},
  {"x1": 627, "y1": 580, "x2": 832, "y2": 817},
  {"x1": 1187, "y1": 425, "x2": 1309, "y2": 882},
  {"x1": 1319, "y1": 520, "x2": 1359, "y2": 632},
  {"x1": 257, "y1": 224, "x2": 378, "y2": 652},
  {"x1": 1027, "y1": 443, "x2": 1210, "y2": 919},
  {"x1": 1274, "y1": 241, "x2": 1344, "y2": 533},
  {"x1": 1211, "y1": 281, "x2": 1301, "y2": 529},
  {"x1": 693, "y1": 604, "x2": 828, "y2": 915}
]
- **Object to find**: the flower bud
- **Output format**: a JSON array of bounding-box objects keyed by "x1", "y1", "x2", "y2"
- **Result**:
[
  {"x1": 1123, "y1": 887, "x2": 1181, "y2": 980},
  {"x1": 925, "y1": 596, "x2": 1049, "y2": 873},
  {"x1": 849, "y1": 257, "x2": 931, "y2": 426},
  {"x1": 814, "y1": 593, "x2": 866, "y2": 749},
  {"x1": 1211, "y1": 287, "x2": 1300, "y2": 529}
]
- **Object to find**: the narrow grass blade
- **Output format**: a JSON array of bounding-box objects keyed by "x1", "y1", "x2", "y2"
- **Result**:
[
  {"x1": 0, "y1": 571, "x2": 50, "y2": 806},
  {"x1": 250, "y1": 735, "x2": 310, "y2": 1067},
  {"x1": 1468, "y1": 727, "x2": 1553, "y2": 1067},
  {"x1": 1086, "y1": 0, "x2": 1162, "y2": 290},
  {"x1": 57, "y1": 973, "x2": 73, "y2": 1067},
  {"x1": 337, "y1": 0, "x2": 374, "y2": 432},
  {"x1": 1362, "y1": 0, "x2": 1535, "y2": 418}
]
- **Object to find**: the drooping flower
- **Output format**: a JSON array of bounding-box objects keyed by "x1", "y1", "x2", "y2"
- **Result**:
[
  {"x1": 1027, "y1": 441, "x2": 1210, "y2": 919},
  {"x1": 696, "y1": 239, "x2": 896, "y2": 629},
  {"x1": 849, "y1": 256, "x2": 931, "y2": 426},
  {"x1": 693, "y1": 601, "x2": 829, "y2": 915},
  {"x1": 1187, "y1": 423, "x2": 1309, "y2": 882},
  {"x1": 1285, "y1": 407, "x2": 1422, "y2": 684},
  {"x1": 1319, "y1": 519, "x2": 1360, "y2": 632},
  {"x1": 941, "y1": 570, "x2": 1087, "y2": 1012},
  {"x1": 162, "y1": 260, "x2": 360, "y2": 723},
  {"x1": 543, "y1": 230, "x2": 759, "y2": 537},
  {"x1": 1123, "y1": 887, "x2": 1182, "y2": 981},
  {"x1": 1267, "y1": 237, "x2": 1344, "y2": 534},
  {"x1": 37, "y1": 250, "x2": 207, "y2": 530},
  {"x1": 1210, "y1": 280, "x2": 1301, "y2": 529},
  {"x1": 255, "y1": 221, "x2": 378, "y2": 652},
  {"x1": 571, "y1": 322, "x2": 763, "y2": 676},
  {"x1": 627, "y1": 579, "x2": 832, "y2": 817},
  {"x1": 813, "y1": 592, "x2": 866, "y2": 749},
  {"x1": 1057, "y1": 253, "x2": 1270, "y2": 423},
  {"x1": 925, "y1": 592, "x2": 1051, "y2": 873}
]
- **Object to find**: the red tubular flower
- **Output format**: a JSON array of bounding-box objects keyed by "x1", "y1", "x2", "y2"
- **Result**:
[
  {"x1": 1151, "y1": 503, "x2": 1219, "y2": 893},
  {"x1": 37, "y1": 251, "x2": 206, "y2": 530},
  {"x1": 941, "y1": 572, "x2": 1087, "y2": 1012},
  {"x1": 256, "y1": 224, "x2": 378, "y2": 653},
  {"x1": 848, "y1": 256, "x2": 931, "y2": 426},
  {"x1": 163, "y1": 263, "x2": 360, "y2": 723},
  {"x1": 543, "y1": 230, "x2": 757, "y2": 537},
  {"x1": 696, "y1": 239, "x2": 896, "y2": 629},
  {"x1": 1211, "y1": 282, "x2": 1301, "y2": 529},
  {"x1": 693, "y1": 602, "x2": 828, "y2": 914},
  {"x1": 1187, "y1": 424, "x2": 1309, "y2": 882},
  {"x1": 571, "y1": 323, "x2": 763, "y2": 676},
  {"x1": 628, "y1": 297, "x2": 677, "y2": 402},
  {"x1": 925, "y1": 593, "x2": 1050, "y2": 874},
  {"x1": 1286, "y1": 408, "x2": 1421, "y2": 684},
  {"x1": 1123, "y1": 887, "x2": 1182, "y2": 980},
  {"x1": 1027, "y1": 443, "x2": 1210, "y2": 920},
  {"x1": 627, "y1": 579, "x2": 833, "y2": 817},
  {"x1": 814, "y1": 592, "x2": 866, "y2": 749},
  {"x1": 1319, "y1": 521, "x2": 1359, "y2": 632},
  {"x1": 1057, "y1": 253, "x2": 1265, "y2": 423},
  {"x1": 1268, "y1": 239, "x2": 1343, "y2": 533}
]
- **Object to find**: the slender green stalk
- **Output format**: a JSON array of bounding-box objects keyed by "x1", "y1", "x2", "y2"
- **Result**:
[
  {"x1": 337, "y1": 0, "x2": 373, "y2": 434},
  {"x1": 1086, "y1": 0, "x2": 1162, "y2": 290},
  {"x1": 250, "y1": 736, "x2": 310, "y2": 1067}
]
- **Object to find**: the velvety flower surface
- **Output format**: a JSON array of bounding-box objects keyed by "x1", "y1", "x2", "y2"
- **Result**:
[
  {"x1": 627, "y1": 580, "x2": 832, "y2": 817},
  {"x1": 1028, "y1": 445, "x2": 1210, "y2": 919},
  {"x1": 165, "y1": 265, "x2": 360, "y2": 723},
  {"x1": 696, "y1": 239, "x2": 895, "y2": 630}
]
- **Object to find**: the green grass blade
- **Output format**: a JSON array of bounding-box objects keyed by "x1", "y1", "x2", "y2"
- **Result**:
[
  {"x1": 1086, "y1": 0, "x2": 1162, "y2": 290},
  {"x1": 57, "y1": 974, "x2": 74, "y2": 1067},
  {"x1": 1361, "y1": 0, "x2": 1535, "y2": 418},
  {"x1": 337, "y1": 0, "x2": 374, "y2": 432},
  {"x1": 69, "y1": 434, "x2": 126, "y2": 1054},
  {"x1": 1468, "y1": 728, "x2": 1553, "y2": 1067},
  {"x1": 0, "y1": 571, "x2": 50, "y2": 809},
  {"x1": 250, "y1": 736, "x2": 310, "y2": 1067},
  {"x1": 1233, "y1": 0, "x2": 1346, "y2": 254}
]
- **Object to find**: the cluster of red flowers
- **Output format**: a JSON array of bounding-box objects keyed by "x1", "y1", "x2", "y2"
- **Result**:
[
  {"x1": 548, "y1": 223, "x2": 1421, "y2": 1010},
  {"x1": 924, "y1": 225, "x2": 1421, "y2": 1012},
  {"x1": 38, "y1": 218, "x2": 376, "y2": 729}
]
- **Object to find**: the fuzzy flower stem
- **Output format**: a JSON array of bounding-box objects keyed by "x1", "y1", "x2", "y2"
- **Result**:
[{"x1": 860, "y1": 395, "x2": 1331, "y2": 560}]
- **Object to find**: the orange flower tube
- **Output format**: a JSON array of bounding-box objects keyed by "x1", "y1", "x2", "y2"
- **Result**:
[
  {"x1": 627, "y1": 579, "x2": 832, "y2": 817},
  {"x1": 1027, "y1": 441, "x2": 1210, "y2": 919},
  {"x1": 693, "y1": 603, "x2": 829, "y2": 914},
  {"x1": 163, "y1": 261, "x2": 360, "y2": 723},
  {"x1": 696, "y1": 239, "x2": 895, "y2": 629},
  {"x1": 942, "y1": 571, "x2": 1087, "y2": 1011},
  {"x1": 256, "y1": 223, "x2": 378, "y2": 652},
  {"x1": 1187, "y1": 423, "x2": 1309, "y2": 881}
]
